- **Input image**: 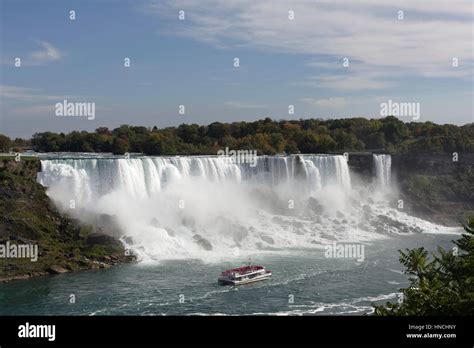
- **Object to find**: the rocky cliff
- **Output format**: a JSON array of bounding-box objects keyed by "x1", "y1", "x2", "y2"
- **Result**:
[
  {"x1": 348, "y1": 152, "x2": 473, "y2": 225},
  {"x1": 391, "y1": 152, "x2": 473, "y2": 225},
  {"x1": 0, "y1": 157, "x2": 135, "y2": 282}
]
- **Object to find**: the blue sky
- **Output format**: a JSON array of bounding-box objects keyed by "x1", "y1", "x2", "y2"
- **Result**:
[{"x1": 1, "y1": 0, "x2": 473, "y2": 138}]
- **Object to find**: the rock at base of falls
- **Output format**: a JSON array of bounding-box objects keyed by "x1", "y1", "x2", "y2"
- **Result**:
[
  {"x1": 307, "y1": 197, "x2": 325, "y2": 215},
  {"x1": 122, "y1": 236, "x2": 134, "y2": 245},
  {"x1": 193, "y1": 234, "x2": 213, "y2": 251},
  {"x1": 370, "y1": 214, "x2": 418, "y2": 234},
  {"x1": 92, "y1": 214, "x2": 123, "y2": 238},
  {"x1": 48, "y1": 265, "x2": 69, "y2": 274},
  {"x1": 336, "y1": 211, "x2": 345, "y2": 219},
  {"x1": 321, "y1": 232, "x2": 338, "y2": 241},
  {"x1": 181, "y1": 215, "x2": 196, "y2": 229},
  {"x1": 361, "y1": 204, "x2": 372, "y2": 220},
  {"x1": 230, "y1": 224, "x2": 249, "y2": 244},
  {"x1": 260, "y1": 235, "x2": 275, "y2": 245},
  {"x1": 214, "y1": 216, "x2": 249, "y2": 244},
  {"x1": 164, "y1": 227, "x2": 176, "y2": 237}
]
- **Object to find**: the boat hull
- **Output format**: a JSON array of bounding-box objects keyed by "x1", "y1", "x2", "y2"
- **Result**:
[{"x1": 218, "y1": 272, "x2": 272, "y2": 286}]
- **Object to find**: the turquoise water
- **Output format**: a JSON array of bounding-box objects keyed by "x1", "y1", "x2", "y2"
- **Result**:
[{"x1": 0, "y1": 233, "x2": 456, "y2": 316}]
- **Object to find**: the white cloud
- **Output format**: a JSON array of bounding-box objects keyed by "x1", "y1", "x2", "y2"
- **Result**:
[
  {"x1": 301, "y1": 97, "x2": 347, "y2": 108},
  {"x1": 30, "y1": 41, "x2": 62, "y2": 65},
  {"x1": 224, "y1": 101, "x2": 268, "y2": 109},
  {"x1": 296, "y1": 71, "x2": 394, "y2": 91},
  {"x1": 0, "y1": 85, "x2": 83, "y2": 120},
  {"x1": 144, "y1": 0, "x2": 473, "y2": 90},
  {"x1": 0, "y1": 85, "x2": 67, "y2": 102},
  {"x1": 2, "y1": 41, "x2": 62, "y2": 66},
  {"x1": 10, "y1": 104, "x2": 55, "y2": 116}
]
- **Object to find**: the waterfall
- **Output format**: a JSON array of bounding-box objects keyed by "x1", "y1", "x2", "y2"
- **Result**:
[
  {"x1": 35, "y1": 154, "x2": 362, "y2": 261},
  {"x1": 34, "y1": 153, "x2": 447, "y2": 262},
  {"x1": 373, "y1": 154, "x2": 391, "y2": 187},
  {"x1": 38, "y1": 155, "x2": 352, "y2": 204}
]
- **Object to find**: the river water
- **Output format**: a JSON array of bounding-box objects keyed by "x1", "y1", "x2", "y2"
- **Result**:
[
  {"x1": 0, "y1": 233, "x2": 457, "y2": 315},
  {"x1": 0, "y1": 154, "x2": 461, "y2": 315}
]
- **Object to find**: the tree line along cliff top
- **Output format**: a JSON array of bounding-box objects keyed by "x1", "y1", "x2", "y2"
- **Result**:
[{"x1": 1, "y1": 116, "x2": 473, "y2": 155}]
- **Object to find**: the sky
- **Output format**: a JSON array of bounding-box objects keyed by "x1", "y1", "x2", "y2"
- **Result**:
[{"x1": 0, "y1": 0, "x2": 473, "y2": 138}]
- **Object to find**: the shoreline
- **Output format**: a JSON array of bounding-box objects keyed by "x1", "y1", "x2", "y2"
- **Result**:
[{"x1": 0, "y1": 256, "x2": 137, "y2": 284}]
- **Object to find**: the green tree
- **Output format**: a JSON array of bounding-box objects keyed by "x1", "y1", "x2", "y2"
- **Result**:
[
  {"x1": 208, "y1": 122, "x2": 231, "y2": 139},
  {"x1": 374, "y1": 217, "x2": 474, "y2": 315},
  {"x1": 0, "y1": 134, "x2": 11, "y2": 152},
  {"x1": 295, "y1": 131, "x2": 319, "y2": 153},
  {"x1": 316, "y1": 134, "x2": 337, "y2": 152},
  {"x1": 365, "y1": 132, "x2": 386, "y2": 149},
  {"x1": 21, "y1": 117, "x2": 474, "y2": 155},
  {"x1": 381, "y1": 116, "x2": 409, "y2": 144},
  {"x1": 95, "y1": 127, "x2": 111, "y2": 135},
  {"x1": 143, "y1": 134, "x2": 163, "y2": 155},
  {"x1": 112, "y1": 137, "x2": 130, "y2": 155},
  {"x1": 332, "y1": 129, "x2": 365, "y2": 151},
  {"x1": 31, "y1": 132, "x2": 65, "y2": 152},
  {"x1": 269, "y1": 133, "x2": 286, "y2": 153},
  {"x1": 177, "y1": 124, "x2": 200, "y2": 144}
]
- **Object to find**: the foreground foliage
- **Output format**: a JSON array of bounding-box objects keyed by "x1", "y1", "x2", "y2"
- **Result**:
[{"x1": 373, "y1": 217, "x2": 474, "y2": 315}]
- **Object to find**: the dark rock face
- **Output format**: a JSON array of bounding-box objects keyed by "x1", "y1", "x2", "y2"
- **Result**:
[
  {"x1": 391, "y1": 153, "x2": 473, "y2": 176},
  {"x1": 392, "y1": 153, "x2": 474, "y2": 225},
  {"x1": 345, "y1": 151, "x2": 473, "y2": 225},
  {"x1": 85, "y1": 234, "x2": 123, "y2": 248},
  {"x1": 347, "y1": 153, "x2": 374, "y2": 177}
]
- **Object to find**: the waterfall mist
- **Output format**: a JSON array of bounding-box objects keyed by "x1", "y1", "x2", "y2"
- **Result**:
[{"x1": 37, "y1": 154, "x2": 454, "y2": 262}]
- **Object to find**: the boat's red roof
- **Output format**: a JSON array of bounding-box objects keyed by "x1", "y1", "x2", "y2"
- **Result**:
[{"x1": 221, "y1": 265, "x2": 264, "y2": 276}]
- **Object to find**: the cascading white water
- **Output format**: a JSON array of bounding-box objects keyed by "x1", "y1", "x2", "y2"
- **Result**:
[
  {"x1": 36, "y1": 155, "x2": 356, "y2": 260},
  {"x1": 373, "y1": 154, "x2": 391, "y2": 188},
  {"x1": 38, "y1": 155, "x2": 351, "y2": 203},
  {"x1": 36, "y1": 153, "x2": 453, "y2": 262}
]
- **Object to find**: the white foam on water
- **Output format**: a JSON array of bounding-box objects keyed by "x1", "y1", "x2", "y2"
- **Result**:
[
  {"x1": 184, "y1": 291, "x2": 400, "y2": 316},
  {"x1": 241, "y1": 292, "x2": 400, "y2": 316}
]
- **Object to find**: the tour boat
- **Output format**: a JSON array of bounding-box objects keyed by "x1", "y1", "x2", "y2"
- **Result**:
[{"x1": 218, "y1": 264, "x2": 272, "y2": 285}]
